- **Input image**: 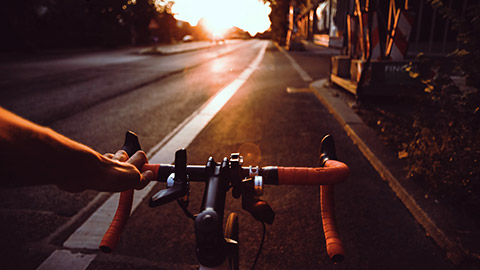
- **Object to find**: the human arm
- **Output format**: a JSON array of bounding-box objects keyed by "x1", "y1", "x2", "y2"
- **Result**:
[{"x1": 0, "y1": 107, "x2": 153, "y2": 192}]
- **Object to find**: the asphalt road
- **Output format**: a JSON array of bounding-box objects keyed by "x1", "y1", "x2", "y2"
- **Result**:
[{"x1": 0, "y1": 40, "x2": 454, "y2": 269}]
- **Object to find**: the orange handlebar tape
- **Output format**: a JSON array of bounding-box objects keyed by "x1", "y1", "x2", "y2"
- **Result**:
[
  {"x1": 320, "y1": 159, "x2": 346, "y2": 262},
  {"x1": 277, "y1": 160, "x2": 349, "y2": 185},
  {"x1": 99, "y1": 189, "x2": 133, "y2": 252},
  {"x1": 321, "y1": 185, "x2": 345, "y2": 263},
  {"x1": 99, "y1": 164, "x2": 160, "y2": 252}
]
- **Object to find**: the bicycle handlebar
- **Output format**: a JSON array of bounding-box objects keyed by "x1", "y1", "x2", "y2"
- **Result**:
[
  {"x1": 321, "y1": 184, "x2": 345, "y2": 263},
  {"x1": 141, "y1": 161, "x2": 348, "y2": 185},
  {"x1": 99, "y1": 132, "x2": 348, "y2": 264},
  {"x1": 99, "y1": 190, "x2": 133, "y2": 252},
  {"x1": 99, "y1": 131, "x2": 140, "y2": 252}
]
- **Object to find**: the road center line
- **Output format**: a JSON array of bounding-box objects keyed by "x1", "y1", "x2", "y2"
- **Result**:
[{"x1": 36, "y1": 40, "x2": 268, "y2": 270}]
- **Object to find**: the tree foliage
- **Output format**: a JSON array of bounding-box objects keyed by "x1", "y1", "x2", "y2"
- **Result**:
[
  {"x1": 405, "y1": 0, "x2": 480, "y2": 221},
  {"x1": 0, "y1": 0, "x2": 176, "y2": 49},
  {"x1": 263, "y1": 0, "x2": 290, "y2": 45},
  {"x1": 428, "y1": 0, "x2": 480, "y2": 88}
]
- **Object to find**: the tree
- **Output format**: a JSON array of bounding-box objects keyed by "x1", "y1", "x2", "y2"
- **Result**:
[
  {"x1": 0, "y1": 0, "x2": 178, "y2": 49},
  {"x1": 263, "y1": 0, "x2": 290, "y2": 45}
]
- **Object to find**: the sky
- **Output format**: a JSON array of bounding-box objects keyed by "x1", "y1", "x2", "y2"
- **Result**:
[{"x1": 170, "y1": 0, "x2": 271, "y2": 35}]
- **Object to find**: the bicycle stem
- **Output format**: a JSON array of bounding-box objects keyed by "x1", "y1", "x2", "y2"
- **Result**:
[{"x1": 195, "y1": 157, "x2": 230, "y2": 268}]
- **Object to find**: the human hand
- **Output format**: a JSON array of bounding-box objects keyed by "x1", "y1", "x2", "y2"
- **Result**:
[
  {"x1": 57, "y1": 150, "x2": 154, "y2": 193},
  {"x1": 0, "y1": 106, "x2": 155, "y2": 192},
  {"x1": 102, "y1": 150, "x2": 154, "y2": 191}
]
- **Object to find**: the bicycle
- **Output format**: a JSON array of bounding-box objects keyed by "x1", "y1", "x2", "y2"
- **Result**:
[{"x1": 98, "y1": 131, "x2": 349, "y2": 269}]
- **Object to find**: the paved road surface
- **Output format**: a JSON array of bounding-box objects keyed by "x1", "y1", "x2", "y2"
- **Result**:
[{"x1": 0, "y1": 40, "x2": 454, "y2": 269}]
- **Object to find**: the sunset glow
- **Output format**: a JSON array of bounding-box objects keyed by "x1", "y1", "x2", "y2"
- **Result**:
[{"x1": 171, "y1": 0, "x2": 271, "y2": 35}]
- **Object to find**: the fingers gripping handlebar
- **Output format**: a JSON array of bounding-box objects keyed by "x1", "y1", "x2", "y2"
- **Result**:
[
  {"x1": 99, "y1": 132, "x2": 348, "y2": 264},
  {"x1": 99, "y1": 131, "x2": 140, "y2": 252}
]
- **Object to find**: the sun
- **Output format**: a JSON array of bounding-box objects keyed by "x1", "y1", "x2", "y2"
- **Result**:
[
  {"x1": 201, "y1": 17, "x2": 230, "y2": 38},
  {"x1": 171, "y1": 0, "x2": 271, "y2": 35}
]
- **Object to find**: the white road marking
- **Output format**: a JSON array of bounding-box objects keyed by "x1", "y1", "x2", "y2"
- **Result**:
[
  {"x1": 275, "y1": 42, "x2": 313, "y2": 82},
  {"x1": 36, "y1": 250, "x2": 96, "y2": 270},
  {"x1": 36, "y1": 40, "x2": 268, "y2": 270}
]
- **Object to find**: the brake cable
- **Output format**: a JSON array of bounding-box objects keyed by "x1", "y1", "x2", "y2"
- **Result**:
[{"x1": 251, "y1": 221, "x2": 266, "y2": 270}]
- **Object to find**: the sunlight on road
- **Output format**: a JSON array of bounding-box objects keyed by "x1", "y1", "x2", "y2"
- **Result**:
[{"x1": 210, "y1": 58, "x2": 232, "y2": 73}]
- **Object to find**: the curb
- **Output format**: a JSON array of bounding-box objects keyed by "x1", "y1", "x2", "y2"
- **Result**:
[
  {"x1": 310, "y1": 78, "x2": 473, "y2": 265},
  {"x1": 138, "y1": 42, "x2": 223, "y2": 55}
]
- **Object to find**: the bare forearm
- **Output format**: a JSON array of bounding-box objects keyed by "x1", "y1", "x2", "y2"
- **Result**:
[
  {"x1": 1, "y1": 107, "x2": 96, "y2": 186},
  {"x1": 0, "y1": 107, "x2": 144, "y2": 192}
]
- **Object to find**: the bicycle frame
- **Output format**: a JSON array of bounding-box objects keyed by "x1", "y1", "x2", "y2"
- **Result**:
[{"x1": 100, "y1": 131, "x2": 349, "y2": 269}]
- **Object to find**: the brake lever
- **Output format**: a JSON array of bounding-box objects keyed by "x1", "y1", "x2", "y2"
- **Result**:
[
  {"x1": 241, "y1": 177, "x2": 275, "y2": 225},
  {"x1": 122, "y1": 131, "x2": 142, "y2": 156},
  {"x1": 319, "y1": 134, "x2": 337, "y2": 166},
  {"x1": 149, "y1": 149, "x2": 189, "y2": 207}
]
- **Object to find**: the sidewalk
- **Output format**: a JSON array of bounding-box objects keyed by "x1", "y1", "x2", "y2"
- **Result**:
[{"x1": 310, "y1": 78, "x2": 480, "y2": 267}]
